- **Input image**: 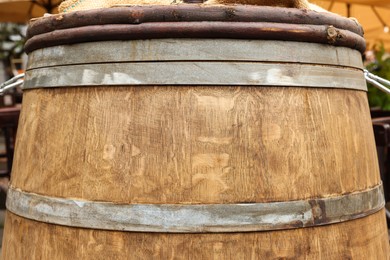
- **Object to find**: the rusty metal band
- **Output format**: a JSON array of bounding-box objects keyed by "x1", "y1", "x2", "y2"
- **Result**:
[
  {"x1": 27, "y1": 6, "x2": 363, "y2": 39},
  {"x1": 24, "y1": 21, "x2": 366, "y2": 54},
  {"x1": 6, "y1": 184, "x2": 384, "y2": 233},
  {"x1": 23, "y1": 62, "x2": 367, "y2": 90}
]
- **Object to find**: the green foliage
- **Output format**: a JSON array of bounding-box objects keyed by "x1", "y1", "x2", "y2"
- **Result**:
[
  {"x1": 366, "y1": 44, "x2": 390, "y2": 110},
  {"x1": 0, "y1": 23, "x2": 26, "y2": 61}
]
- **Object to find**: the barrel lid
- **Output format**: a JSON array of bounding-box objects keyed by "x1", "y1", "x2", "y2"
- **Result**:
[{"x1": 25, "y1": 5, "x2": 366, "y2": 54}]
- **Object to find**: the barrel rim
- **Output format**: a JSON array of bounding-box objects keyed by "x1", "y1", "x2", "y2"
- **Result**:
[{"x1": 24, "y1": 5, "x2": 366, "y2": 54}]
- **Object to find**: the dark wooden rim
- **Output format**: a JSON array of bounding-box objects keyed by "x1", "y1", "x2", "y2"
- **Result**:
[
  {"x1": 27, "y1": 5, "x2": 364, "y2": 37},
  {"x1": 25, "y1": 5, "x2": 366, "y2": 54}
]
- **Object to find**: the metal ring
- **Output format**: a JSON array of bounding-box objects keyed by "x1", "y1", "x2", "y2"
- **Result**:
[
  {"x1": 6, "y1": 184, "x2": 384, "y2": 233},
  {"x1": 26, "y1": 40, "x2": 364, "y2": 70},
  {"x1": 24, "y1": 61, "x2": 366, "y2": 90}
]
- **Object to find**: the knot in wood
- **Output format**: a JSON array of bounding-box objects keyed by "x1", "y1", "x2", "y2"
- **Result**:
[{"x1": 327, "y1": 25, "x2": 341, "y2": 44}]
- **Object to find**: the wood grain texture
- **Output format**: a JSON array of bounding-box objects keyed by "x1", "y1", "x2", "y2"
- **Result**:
[
  {"x1": 4, "y1": 85, "x2": 388, "y2": 259},
  {"x1": 5, "y1": 12, "x2": 385, "y2": 258},
  {"x1": 10, "y1": 86, "x2": 380, "y2": 204},
  {"x1": 2, "y1": 210, "x2": 388, "y2": 259}
]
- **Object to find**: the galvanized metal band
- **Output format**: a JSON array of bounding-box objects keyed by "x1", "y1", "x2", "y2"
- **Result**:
[
  {"x1": 6, "y1": 184, "x2": 384, "y2": 233},
  {"x1": 24, "y1": 21, "x2": 366, "y2": 54},
  {"x1": 27, "y1": 5, "x2": 364, "y2": 39},
  {"x1": 23, "y1": 61, "x2": 367, "y2": 90},
  {"x1": 26, "y1": 40, "x2": 364, "y2": 70}
]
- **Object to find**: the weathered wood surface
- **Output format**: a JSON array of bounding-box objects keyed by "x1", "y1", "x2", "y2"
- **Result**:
[
  {"x1": 3, "y1": 5, "x2": 387, "y2": 258},
  {"x1": 10, "y1": 87, "x2": 380, "y2": 204},
  {"x1": 2, "y1": 210, "x2": 388, "y2": 259},
  {"x1": 4, "y1": 73, "x2": 388, "y2": 259}
]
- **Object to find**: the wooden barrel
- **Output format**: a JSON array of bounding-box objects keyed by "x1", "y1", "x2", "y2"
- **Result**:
[{"x1": 2, "y1": 5, "x2": 389, "y2": 259}]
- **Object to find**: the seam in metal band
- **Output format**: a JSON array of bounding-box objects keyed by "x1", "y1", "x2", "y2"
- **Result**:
[{"x1": 6, "y1": 184, "x2": 384, "y2": 233}]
